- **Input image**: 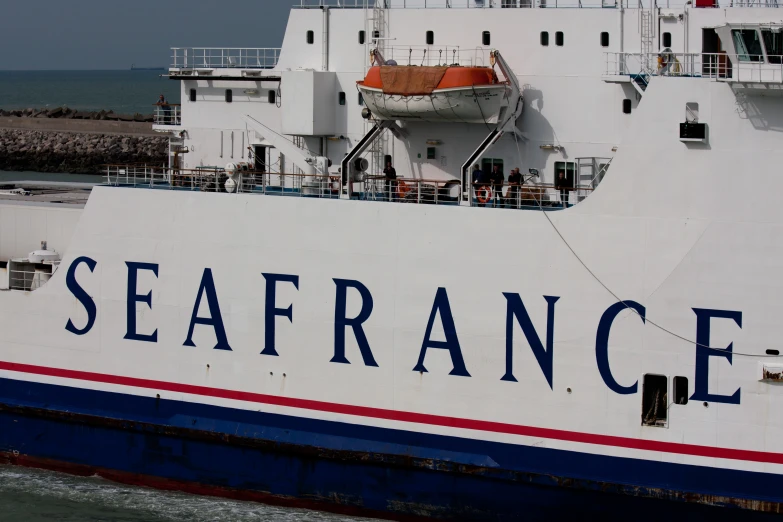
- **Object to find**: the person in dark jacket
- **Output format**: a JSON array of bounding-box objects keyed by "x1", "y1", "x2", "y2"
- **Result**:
[
  {"x1": 555, "y1": 170, "x2": 571, "y2": 208},
  {"x1": 489, "y1": 164, "x2": 504, "y2": 207},
  {"x1": 383, "y1": 160, "x2": 397, "y2": 201},
  {"x1": 471, "y1": 164, "x2": 485, "y2": 200},
  {"x1": 506, "y1": 168, "x2": 523, "y2": 208}
]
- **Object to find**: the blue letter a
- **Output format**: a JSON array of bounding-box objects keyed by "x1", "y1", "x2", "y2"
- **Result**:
[
  {"x1": 183, "y1": 268, "x2": 232, "y2": 351},
  {"x1": 413, "y1": 287, "x2": 470, "y2": 377},
  {"x1": 501, "y1": 294, "x2": 559, "y2": 389}
]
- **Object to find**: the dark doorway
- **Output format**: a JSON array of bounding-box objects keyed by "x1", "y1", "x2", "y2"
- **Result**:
[
  {"x1": 702, "y1": 28, "x2": 730, "y2": 78},
  {"x1": 253, "y1": 146, "x2": 267, "y2": 172}
]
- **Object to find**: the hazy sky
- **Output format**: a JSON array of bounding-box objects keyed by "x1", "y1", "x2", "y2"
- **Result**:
[{"x1": 0, "y1": 1, "x2": 296, "y2": 70}]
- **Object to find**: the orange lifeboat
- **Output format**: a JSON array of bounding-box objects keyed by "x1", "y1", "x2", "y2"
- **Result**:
[{"x1": 357, "y1": 65, "x2": 508, "y2": 123}]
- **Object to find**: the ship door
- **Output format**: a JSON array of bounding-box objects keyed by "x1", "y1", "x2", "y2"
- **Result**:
[
  {"x1": 253, "y1": 145, "x2": 267, "y2": 173},
  {"x1": 481, "y1": 158, "x2": 503, "y2": 179},
  {"x1": 702, "y1": 28, "x2": 730, "y2": 78}
]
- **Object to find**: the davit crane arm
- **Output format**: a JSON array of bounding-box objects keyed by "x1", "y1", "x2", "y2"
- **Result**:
[{"x1": 243, "y1": 115, "x2": 330, "y2": 176}]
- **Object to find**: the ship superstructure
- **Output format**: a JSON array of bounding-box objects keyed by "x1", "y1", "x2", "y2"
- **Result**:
[{"x1": 2, "y1": 0, "x2": 783, "y2": 519}]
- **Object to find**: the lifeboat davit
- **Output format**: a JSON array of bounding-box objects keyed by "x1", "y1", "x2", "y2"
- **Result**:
[{"x1": 357, "y1": 65, "x2": 509, "y2": 124}]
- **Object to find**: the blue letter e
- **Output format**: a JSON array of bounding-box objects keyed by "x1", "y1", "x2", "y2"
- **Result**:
[
  {"x1": 124, "y1": 261, "x2": 159, "y2": 343},
  {"x1": 691, "y1": 308, "x2": 742, "y2": 405}
]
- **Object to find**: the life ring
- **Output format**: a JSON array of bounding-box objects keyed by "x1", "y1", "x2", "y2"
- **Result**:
[
  {"x1": 476, "y1": 185, "x2": 491, "y2": 204},
  {"x1": 397, "y1": 180, "x2": 412, "y2": 199}
]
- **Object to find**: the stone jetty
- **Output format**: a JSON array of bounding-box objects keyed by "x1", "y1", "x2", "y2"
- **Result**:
[
  {"x1": 0, "y1": 107, "x2": 155, "y2": 123},
  {"x1": 0, "y1": 129, "x2": 168, "y2": 174}
]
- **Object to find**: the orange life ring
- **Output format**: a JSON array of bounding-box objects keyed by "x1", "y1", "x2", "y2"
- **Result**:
[
  {"x1": 396, "y1": 180, "x2": 412, "y2": 199},
  {"x1": 476, "y1": 185, "x2": 491, "y2": 204}
]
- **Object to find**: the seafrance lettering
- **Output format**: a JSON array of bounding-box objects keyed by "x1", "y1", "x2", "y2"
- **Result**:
[{"x1": 64, "y1": 259, "x2": 745, "y2": 403}]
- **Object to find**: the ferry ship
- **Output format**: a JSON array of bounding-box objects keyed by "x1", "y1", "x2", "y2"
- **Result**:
[{"x1": 2, "y1": 0, "x2": 783, "y2": 519}]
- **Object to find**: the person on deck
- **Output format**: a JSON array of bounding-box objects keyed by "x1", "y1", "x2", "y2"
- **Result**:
[
  {"x1": 555, "y1": 170, "x2": 571, "y2": 208},
  {"x1": 156, "y1": 94, "x2": 171, "y2": 125},
  {"x1": 506, "y1": 168, "x2": 523, "y2": 208},
  {"x1": 471, "y1": 164, "x2": 485, "y2": 200},
  {"x1": 489, "y1": 164, "x2": 504, "y2": 207},
  {"x1": 383, "y1": 160, "x2": 397, "y2": 201}
]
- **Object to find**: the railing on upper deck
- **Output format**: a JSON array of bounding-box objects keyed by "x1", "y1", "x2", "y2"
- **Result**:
[
  {"x1": 381, "y1": 45, "x2": 490, "y2": 67},
  {"x1": 605, "y1": 52, "x2": 783, "y2": 83},
  {"x1": 104, "y1": 165, "x2": 596, "y2": 210},
  {"x1": 153, "y1": 104, "x2": 181, "y2": 126},
  {"x1": 298, "y1": 0, "x2": 778, "y2": 8},
  {"x1": 170, "y1": 48, "x2": 281, "y2": 69}
]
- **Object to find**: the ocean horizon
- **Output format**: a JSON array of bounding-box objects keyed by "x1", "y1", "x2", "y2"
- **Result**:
[{"x1": 0, "y1": 70, "x2": 180, "y2": 116}]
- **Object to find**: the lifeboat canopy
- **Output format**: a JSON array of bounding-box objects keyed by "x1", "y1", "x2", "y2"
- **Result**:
[{"x1": 357, "y1": 64, "x2": 512, "y2": 124}]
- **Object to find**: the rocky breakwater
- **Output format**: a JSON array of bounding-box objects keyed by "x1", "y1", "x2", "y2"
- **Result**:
[
  {"x1": 0, "y1": 129, "x2": 168, "y2": 174},
  {"x1": 0, "y1": 107, "x2": 154, "y2": 122}
]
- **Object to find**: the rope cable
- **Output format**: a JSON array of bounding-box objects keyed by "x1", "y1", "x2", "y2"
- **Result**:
[{"x1": 509, "y1": 131, "x2": 778, "y2": 358}]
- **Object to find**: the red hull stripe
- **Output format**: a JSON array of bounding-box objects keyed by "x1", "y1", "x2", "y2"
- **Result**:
[{"x1": 1, "y1": 360, "x2": 781, "y2": 465}]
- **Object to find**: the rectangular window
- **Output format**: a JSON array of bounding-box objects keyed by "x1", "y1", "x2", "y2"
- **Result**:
[
  {"x1": 225, "y1": 89, "x2": 232, "y2": 103},
  {"x1": 268, "y1": 90, "x2": 276, "y2": 104},
  {"x1": 732, "y1": 29, "x2": 763, "y2": 62},
  {"x1": 623, "y1": 99, "x2": 632, "y2": 114},
  {"x1": 601, "y1": 32, "x2": 609, "y2": 47},
  {"x1": 642, "y1": 374, "x2": 668, "y2": 427},
  {"x1": 482, "y1": 31, "x2": 491, "y2": 46},
  {"x1": 480, "y1": 158, "x2": 504, "y2": 179},
  {"x1": 427, "y1": 147, "x2": 436, "y2": 160},
  {"x1": 554, "y1": 161, "x2": 575, "y2": 188},
  {"x1": 373, "y1": 30, "x2": 380, "y2": 39},
  {"x1": 426, "y1": 31, "x2": 434, "y2": 45},
  {"x1": 307, "y1": 30, "x2": 315, "y2": 44},
  {"x1": 358, "y1": 92, "x2": 364, "y2": 105},
  {"x1": 540, "y1": 32, "x2": 549, "y2": 46},
  {"x1": 673, "y1": 376, "x2": 688, "y2": 405},
  {"x1": 663, "y1": 32, "x2": 672, "y2": 48},
  {"x1": 189, "y1": 88, "x2": 196, "y2": 102},
  {"x1": 555, "y1": 31, "x2": 564, "y2": 46},
  {"x1": 339, "y1": 92, "x2": 346, "y2": 106},
  {"x1": 762, "y1": 29, "x2": 783, "y2": 64},
  {"x1": 359, "y1": 30, "x2": 366, "y2": 45}
]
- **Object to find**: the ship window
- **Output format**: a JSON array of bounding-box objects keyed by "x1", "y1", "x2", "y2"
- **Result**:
[
  {"x1": 307, "y1": 30, "x2": 315, "y2": 44},
  {"x1": 663, "y1": 32, "x2": 672, "y2": 48},
  {"x1": 642, "y1": 374, "x2": 668, "y2": 427},
  {"x1": 732, "y1": 29, "x2": 763, "y2": 62},
  {"x1": 339, "y1": 92, "x2": 346, "y2": 106},
  {"x1": 556, "y1": 31, "x2": 564, "y2": 46},
  {"x1": 554, "y1": 161, "x2": 575, "y2": 188},
  {"x1": 189, "y1": 88, "x2": 196, "y2": 102},
  {"x1": 481, "y1": 158, "x2": 503, "y2": 179},
  {"x1": 225, "y1": 89, "x2": 232, "y2": 103},
  {"x1": 359, "y1": 30, "x2": 366, "y2": 45},
  {"x1": 358, "y1": 92, "x2": 364, "y2": 105},
  {"x1": 601, "y1": 32, "x2": 609, "y2": 47},
  {"x1": 426, "y1": 31, "x2": 434, "y2": 45},
  {"x1": 623, "y1": 99, "x2": 632, "y2": 114},
  {"x1": 541, "y1": 32, "x2": 549, "y2": 46},
  {"x1": 268, "y1": 90, "x2": 276, "y2": 104},
  {"x1": 373, "y1": 30, "x2": 380, "y2": 39},
  {"x1": 427, "y1": 147, "x2": 436, "y2": 159},
  {"x1": 762, "y1": 29, "x2": 783, "y2": 64},
  {"x1": 482, "y1": 31, "x2": 491, "y2": 46},
  {"x1": 673, "y1": 376, "x2": 688, "y2": 405}
]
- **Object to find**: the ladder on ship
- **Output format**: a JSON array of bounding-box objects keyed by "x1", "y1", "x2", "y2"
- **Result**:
[
  {"x1": 633, "y1": 2, "x2": 656, "y2": 96},
  {"x1": 365, "y1": 0, "x2": 389, "y2": 177}
]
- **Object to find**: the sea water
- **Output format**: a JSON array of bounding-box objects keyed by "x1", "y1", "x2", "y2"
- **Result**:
[
  {"x1": 0, "y1": 464, "x2": 377, "y2": 522},
  {"x1": 0, "y1": 71, "x2": 180, "y2": 115}
]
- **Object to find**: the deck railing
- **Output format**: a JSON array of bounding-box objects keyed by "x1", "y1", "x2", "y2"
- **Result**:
[
  {"x1": 298, "y1": 0, "x2": 778, "y2": 8},
  {"x1": 153, "y1": 105, "x2": 181, "y2": 126},
  {"x1": 605, "y1": 52, "x2": 783, "y2": 83},
  {"x1": 171, "y1": 48, "x2": 281, "y2": 69},
  {"x1": 104, "y1": 165, "x2": 596, "y2": 210}
]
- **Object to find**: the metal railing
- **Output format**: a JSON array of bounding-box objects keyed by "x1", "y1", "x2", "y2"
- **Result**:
[
  {"x1": 605, "y1": 52, "x2": 783, "y2": 82},
  {"x1": 298, "y1": 0, "x2": 778, "y2": 8},
  {"x1": 171, "y1": 48, "x2": 281, "y2": 69},
  {"x1": 153, "y1": 105, "x2": 181, "y2": 126},
  {"x1": 380, "y1": 45, "x2": 492, "y2": 67},
  {"x1": 104, "y1": 165, "x2": 600, "y2": 210},
  {"x1": 9, "y1": 270, "x2": 51, "y2": 292}
]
